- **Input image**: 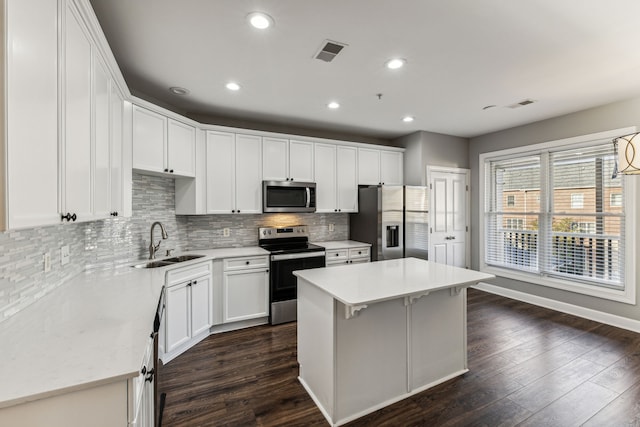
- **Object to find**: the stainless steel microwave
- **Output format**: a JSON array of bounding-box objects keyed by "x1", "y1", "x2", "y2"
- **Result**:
[{"x1": 263, "y1": 181, "x2": 316, "y2": 213}]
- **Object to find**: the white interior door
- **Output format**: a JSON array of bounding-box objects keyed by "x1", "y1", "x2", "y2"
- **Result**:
[{"x1": 429, "y1": 168, "x2": 469, "y2": 268}]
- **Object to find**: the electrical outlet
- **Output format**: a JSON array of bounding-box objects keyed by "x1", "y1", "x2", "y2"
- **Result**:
[
  {"x1": 329, "y1": 223, "x2": 335, "y2": 232},
  {"x1": 60, "y1": 245, "x2": 70, "y2": 266},
  {"x1": 223, "y1": 228, "x2": 230, "y2": 237},
  {"x1": 43, "y1": 252, "x2": 51, "y2": 272}
]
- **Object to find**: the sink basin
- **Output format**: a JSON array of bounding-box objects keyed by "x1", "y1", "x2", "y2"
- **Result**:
[
  {"x1": 132, "y1": 254, "x2": 205, "y2": 268},
  {"x1": 163, "y1": 255, "x2": 205, "y2": 263},
  {"x1": 133, "y1": 261, "x2": 175, "y2": 269}
]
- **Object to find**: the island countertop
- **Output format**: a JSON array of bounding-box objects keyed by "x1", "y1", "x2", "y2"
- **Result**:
[{"x1": 294, "y1": 257, "x2": 494, "y2": 306}]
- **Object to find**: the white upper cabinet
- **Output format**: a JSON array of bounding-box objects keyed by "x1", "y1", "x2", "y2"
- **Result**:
[
  {"x1": 358, "y1": 147, "x2": 403, "y2": 186},
  {"x1": 132, "y1": 105, "x2": 195, "y2": 177},
  {"x1": 262, "y1": 137, "x2": 289, "y2": 181},
  {"x1": 206, "y1": 131, "x2": 235, "y2": 214},
  {"x1": 314, "y1": 144, "x2": 358, "y2": 213},
  {"x1": 289, "y1": 140, "x2": 314, "y2": 182},
  {"x1": 110, "y1": 86, "x2": 125, "y2": 217},
  {"x1": 336, "y1": 146, "x2": 358, "y2": 212},
  {"x1": 62, "y1": 3, "x2": 93, "y2": 222},
  {"x1": 205, "y1": 131, "x2": 262, "y2": 214},
  {"x1": 314, "y1": 143, "x2": 337, "y2": 213},
  {"x1": 380, "y1": 151, "x2": 404, "y2": 186},
  {"x1": 4, "y1": 0, "x2": 60, "y2": 229},
  {"x1": 358, "y1": 148, "x2": 381, "y2": 185},
  {"x1": 262, "y1": 138, "x2": 314, "y2": 182},
  {"x1": 234, "y1": 134, "x2": 263, "y2": 213},
  {"x1": 167, "y1": 120, "x2": 196, "y2": 177},
  {"x1": 93, "y1": 54, "x2": 112, "y2": 219},
  {"x1": 132, "y1": 106, "x2": 166, "y2": 174}
]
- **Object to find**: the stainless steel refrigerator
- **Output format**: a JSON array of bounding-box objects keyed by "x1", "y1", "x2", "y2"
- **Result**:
[{"x1": 349, "y1": 185, "x2": 429, "y2": 261}]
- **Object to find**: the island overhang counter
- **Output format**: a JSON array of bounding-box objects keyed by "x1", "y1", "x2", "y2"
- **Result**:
[{"x1": 294, "y1": 257, "x2": 495, "y2": 426}]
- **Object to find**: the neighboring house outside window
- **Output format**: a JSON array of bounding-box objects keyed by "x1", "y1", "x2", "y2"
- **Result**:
[{"x1": 506, "y1": 195, "x2": 515, "y2": 206}]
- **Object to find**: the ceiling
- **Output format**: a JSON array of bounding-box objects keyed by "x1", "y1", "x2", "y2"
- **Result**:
[{"x1": 89, "y1": 0, "x2": 640, "y2": 140}]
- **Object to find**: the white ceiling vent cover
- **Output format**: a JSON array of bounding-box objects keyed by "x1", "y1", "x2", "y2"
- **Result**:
[
  {"x1": 314, "y1": 40, "x2": 348, "y2": 62},
  {"x1": 508, "y1": 99, "x2": 536, "y2": 109}
]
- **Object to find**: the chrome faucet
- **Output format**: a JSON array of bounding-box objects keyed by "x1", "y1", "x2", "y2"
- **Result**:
[{"x1": 149, "y1": 221, "x2": 169, "y2": 260}]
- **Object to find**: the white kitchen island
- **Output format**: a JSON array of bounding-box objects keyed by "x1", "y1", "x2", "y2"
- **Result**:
[{"x1": 294, "y1": 257, "x2": 494, "y2": 426}]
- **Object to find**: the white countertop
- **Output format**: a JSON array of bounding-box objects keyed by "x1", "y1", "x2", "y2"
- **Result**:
[
  {"x1": 0, "y1": 246, "x2": 268, "y2": 409},
  {"x1": 294, "y1": 257, "x2": 495, "y2": 306},
  {"x1": 312, "y1": 240, "x2": 371, "y2": 250}
]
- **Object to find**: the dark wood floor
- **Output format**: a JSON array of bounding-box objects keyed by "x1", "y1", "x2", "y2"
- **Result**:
[{"x1": 158, "y1": 288, "x2": 640, "y2": 426}]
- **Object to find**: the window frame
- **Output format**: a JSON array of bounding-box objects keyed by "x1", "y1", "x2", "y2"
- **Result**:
[{"x1": 479, "y1": 127, "x2": 637, "y2": 304}]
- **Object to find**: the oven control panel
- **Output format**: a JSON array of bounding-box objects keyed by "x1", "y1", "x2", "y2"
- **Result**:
[{"x1": 259, "y1": 225, "x2": 309, "y2": 239}]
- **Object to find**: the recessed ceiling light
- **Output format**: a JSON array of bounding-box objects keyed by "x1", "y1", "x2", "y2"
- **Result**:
[
  {"x1": 385, "y1": 58, "x2": 406, "y2": 70},
  {"x1": 226, "y1": 82, "x2": 241, "y2": 91},
  {"x1": 169, "y1": 86, "x2": 189, "y2": 95},
  {"x1": 327, "y1": 101, "x2": 340, "y2": 109},
  {"x1": 402, "y1": 116, "x2": 414, "y2": 123},
  {"x1": 247, "y1": 12, "x2": 274, "y2": 29}
]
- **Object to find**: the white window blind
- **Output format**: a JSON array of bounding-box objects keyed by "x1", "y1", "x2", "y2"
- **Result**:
[{"x1": 484, "y1": 142, "x2": 625, "y2": 290}]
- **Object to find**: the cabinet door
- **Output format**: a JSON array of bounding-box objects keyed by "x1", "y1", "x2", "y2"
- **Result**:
[
  {"x1": 110, "y1": 86, "x2": 124, "y2": 216},
  {"x1": 289, "y1": 140, "x2": 314, "y2": 182},
  {"x1": 190, "y1": 275, "x2": 212, "y2": 337},
  {"x1": 380, "y1": 151, "x2": 403, "y2": 185},
  {"x1": 223, "y1": 269, "x2": 269, "y2": 323},
  {"x1": 262, "y1": 137, "x2": 289, "y2": 181},
  {"x1": 165, "y1": 282, "x2": 191, "y2": 353},
  {"x1": 63, "y1": 4, "x2": 92, "y2": 221},
  {"x1": 358, "y1": 148, "x2": 381, "y2": 185},
  {"x1": 5, "y1": 0, "x2": 59, "y2": 229},
  {"x1": 132, "y1": 106, "x2": 166, "y2": 173},
  {"x1": 234, "y1": 134, "x2": 262, "y2": 213},
  {"x1": 314, "y1": 143, "x2": 337, "y2": 213},
  {"x1": 336, "y1": 146, "x2": 358, "y2": 212},
  {"x1": 206, "y1": 131, "x2": 235, "y2": 213},
  {"x1": 167, "y1": 119, "x2": 196, "y2": 177},
  {"x1": 93, "y1": 54, "x2": 111, "y2": 219}
]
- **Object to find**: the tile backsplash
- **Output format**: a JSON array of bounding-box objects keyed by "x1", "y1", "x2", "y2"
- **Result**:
[{"x1": 0, "y1": 172, "x2": 349, "y2": 322}]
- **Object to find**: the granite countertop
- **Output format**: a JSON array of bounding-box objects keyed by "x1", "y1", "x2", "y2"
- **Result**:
[
  {"x1": 312, "y1": 240, "x2": 372, "y2": 250},
  {"x1": 0, "y1": 246, "x2": 269, "y2": 409},
  {"x1": 294, "y1": 257, "x2": 495, "y2": 306}
]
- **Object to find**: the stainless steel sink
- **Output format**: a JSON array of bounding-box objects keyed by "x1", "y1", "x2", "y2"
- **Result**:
[
  {"x1": 163, "y1": 255, "x2": 205, "y2": 263},
  {"x1": 132, "y1": 254, "x2": 205, "y2": 268}
]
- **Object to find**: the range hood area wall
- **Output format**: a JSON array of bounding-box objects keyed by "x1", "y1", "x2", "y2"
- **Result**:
[{"x1": 0, "y1": 172, "x2": 348, "y2": 323}]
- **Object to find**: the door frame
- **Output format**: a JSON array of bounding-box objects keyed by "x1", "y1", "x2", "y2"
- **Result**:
[{"x1": 426, "y1": 165, "x2": 471, "y2": 268}]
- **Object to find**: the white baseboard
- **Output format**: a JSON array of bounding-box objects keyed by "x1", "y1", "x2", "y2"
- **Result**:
[{"x1": 473, "y1": 282, "x2": 640, "y2": 334}]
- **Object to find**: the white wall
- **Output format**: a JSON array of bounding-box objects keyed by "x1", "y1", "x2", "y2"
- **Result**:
[{"x1": 469, "y1": 96, "x2": 640, "y2": 321}]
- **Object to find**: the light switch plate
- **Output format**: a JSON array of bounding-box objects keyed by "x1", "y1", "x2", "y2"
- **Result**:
[
  {"x1": 329, "y1": 223, "x2": 335, "y2": 232},
  {"x1": 60, "y1": 245, "x2": 70, "y2": 266},
  {"x1": 223, "y1": 228, "x2": 230, "y2": 237}
]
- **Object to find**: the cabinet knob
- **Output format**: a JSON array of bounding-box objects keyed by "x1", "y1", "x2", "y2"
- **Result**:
[
  {"x1": 231, "y1": 210, "x2": 235, "y2": 213},
  {"x1": 110, "y1": 211, "x2": 119, "y2": 217},
  {"x1": 338, "y1": 209, "x2": 341, "y2": 212},
  {"x1": 358, "y1": 251, "x2": 362, "y2": 254},
  {"x1": 193, "y1": 280, "x2": 197, "y2": 284},
  {"x1": 335, "y1": 253, "x2": 339, "y2": 257},
  {"x1": 61, "y1": 212, "x2": 77, "y2": 222},
  {"x1": 246, "y1": 261, "x2": 250, "y2": 265},
  {"x1": 164, "y1": 168, "x2": 169, "y2": 172},
  {"x1": 237, "y1": 210, "x2": 240, "y2": 213},
  {"x1": 266, "y1": 269, "x2": 269, "y2": 273},
  {"x1": 170, "y1": 169, "x2": 174, "y2": 173},
  {"x1": 334, "y1": 209, "x2": 337, "y2": 212}
]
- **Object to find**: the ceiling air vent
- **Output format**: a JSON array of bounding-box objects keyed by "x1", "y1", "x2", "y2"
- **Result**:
[
  {"x1": 314, "y1": 40, "x2": 347, "y2": 62},
  {"x1": 508, "y1": 99, "x2": 536, "y2": 109}
]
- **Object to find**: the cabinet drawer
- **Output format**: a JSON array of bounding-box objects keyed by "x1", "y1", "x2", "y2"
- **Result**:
[
  {"x1": 349, "y1": 247, "x2": 370, "y2": 260},
  {"x1": 224, "y1": 256, "x2": 269, "y2": 271},
  {"x1": 326, "y1": 249, "x2": 348, "y2": 261},
  {"x1": 167, "y1": 261, "x2": 211, "y2": 285}
]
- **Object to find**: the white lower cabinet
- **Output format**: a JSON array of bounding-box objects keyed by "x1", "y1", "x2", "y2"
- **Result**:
[
  {"x1": 163, "y1": 262, "x2": 213, "y2": 362},
  {"x1": 222, "y1": 256, "x2": 269, "y2": 323},
  {"x1": 326, "y1": 246, "x2": 371, "y2": 267}
]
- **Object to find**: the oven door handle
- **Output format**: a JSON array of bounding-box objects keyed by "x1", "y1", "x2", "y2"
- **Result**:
[{"x1": 271, "y1": 251, "x2": 326, "y2": 261}]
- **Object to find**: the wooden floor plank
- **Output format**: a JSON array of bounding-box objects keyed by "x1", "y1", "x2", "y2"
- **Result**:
[{"x1": 157, "y1": 288, "x2": 640, "y2": 426}]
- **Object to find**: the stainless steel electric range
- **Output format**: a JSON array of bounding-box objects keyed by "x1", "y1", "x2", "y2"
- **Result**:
[{"x1": 258, "y1": 225, "x2": 326, "y2": 325}]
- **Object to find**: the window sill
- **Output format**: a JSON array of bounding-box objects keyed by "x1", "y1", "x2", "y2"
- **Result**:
[{"x1": 480, "y1": 265, "x2": 635, "y2": 305}]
